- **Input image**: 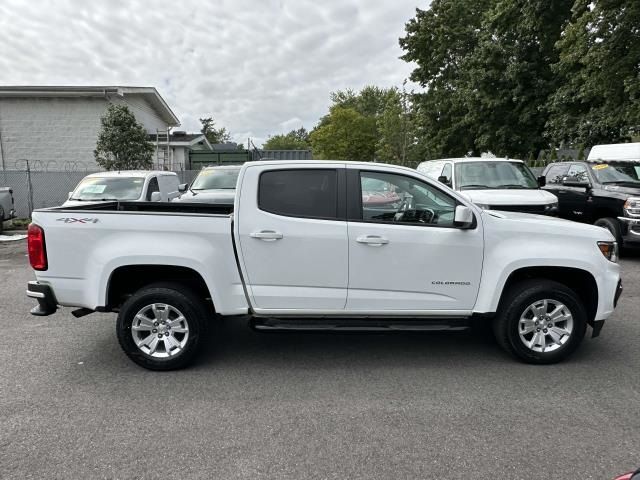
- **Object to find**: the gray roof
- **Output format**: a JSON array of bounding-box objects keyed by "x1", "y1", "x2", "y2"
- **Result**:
[{"x1": 0, "y1": 86, "x2": 180, "y2": 126}]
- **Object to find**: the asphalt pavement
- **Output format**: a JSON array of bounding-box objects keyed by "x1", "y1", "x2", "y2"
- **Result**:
[{"x1": 1, "y1": 238, "x2": 639, "y2": 479}]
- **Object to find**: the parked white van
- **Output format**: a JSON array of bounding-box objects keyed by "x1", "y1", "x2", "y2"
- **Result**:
[
  {"x1": 64, "y1": 171, "x2": 181, "y2": 206},
  {"x1": 417, "y1": 158, "x2": 558, "y2": 215},
  {"x1": 588, "y1": 142, "x2": 640, "y2": 162}
]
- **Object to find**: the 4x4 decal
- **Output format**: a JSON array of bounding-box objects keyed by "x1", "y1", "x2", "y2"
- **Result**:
[{"x1": 56, "y1": 217, "x2": 99, "y2": 224}]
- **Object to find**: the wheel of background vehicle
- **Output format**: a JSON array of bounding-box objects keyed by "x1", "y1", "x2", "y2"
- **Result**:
[
  {"x1": 116, "y1": 282, "x2": 209, "y2": 370},
  {"x1": 492, "y1": 279, "x2": 587, "y2": 364},
  {"x1": 0, "y1": 208, "x2": 4, "y2": 235},
  {"x1": 594, "y1": 217, "x2": 622, "y2": 246}
]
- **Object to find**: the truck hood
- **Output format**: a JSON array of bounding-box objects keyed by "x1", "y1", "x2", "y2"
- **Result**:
[
  {"x1": 482, "y1": 210, "x2": 614, "y2": 242},
  {"x1": 599, "y1": 184, "x2": 640, "y2": 196},
  {"x1": 176, "y1": 189, "x2": 236, "y2": 204},
  {"x1": 460, "y1": 189, "x2": 557, "y2": 206}
]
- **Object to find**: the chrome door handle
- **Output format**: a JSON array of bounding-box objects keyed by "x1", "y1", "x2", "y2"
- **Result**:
[
  {"x1": 356, "y1": 235, "x2": 389, "y2": 246},
  {"x1": 249, "y1": 230, "x2": 283, "y2": 241}
]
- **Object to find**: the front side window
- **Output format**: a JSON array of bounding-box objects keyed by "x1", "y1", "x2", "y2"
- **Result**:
[
  {"x1": 566, "y1": 164, "x2": 590, "y2": 183},
  {"x1": 71, "y1": 177, "x2": 145, "y2": 201},
  {"x1": 359, "y1": 171, "x2": 456, "y2": 227},
  {"x1": 259, "y1": 169, "x2": 338, "y2": 219},
  {"x1": 455, "y1": 161, "x2": 538, "y2": 190},
  {"x1": 191, "y1": 167, "x2": 241, "y2": 190},
  {"x1": 545, "y1": 164, "x2": 570, "y2": 185},
  {"x1": 146, "y1": 177, "x2": 160, "y2": 201}
]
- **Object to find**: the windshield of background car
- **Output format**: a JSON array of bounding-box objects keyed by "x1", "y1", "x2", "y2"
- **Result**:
[
  {"x1": 71, "y1": 177, "x2": 145, "y2": 200},
  {"x1": 455, "y1": 161, "x2": 538, "y2": 190},
  {"x1": 191, "y1": 168, "x2": 240, "y2": 190},
  {"x1": 589, "y1": 162, "x2": 640, "y2": 184}
]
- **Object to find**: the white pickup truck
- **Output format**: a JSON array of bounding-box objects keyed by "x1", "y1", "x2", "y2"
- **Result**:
[{"x1": 26, "y1": 161, "x2": 623, "y2": 370}]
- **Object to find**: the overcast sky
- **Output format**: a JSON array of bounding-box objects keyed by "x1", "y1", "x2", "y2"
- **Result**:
[{"x1": 0, "y1": 0, "x2": 427, "y2": 147}]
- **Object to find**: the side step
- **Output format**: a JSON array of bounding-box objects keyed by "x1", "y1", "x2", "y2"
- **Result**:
[{"x1": 250, "y1": 317, "x2": 470, "y2": 332}]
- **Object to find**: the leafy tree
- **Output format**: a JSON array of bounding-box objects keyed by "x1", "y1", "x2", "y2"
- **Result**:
[
  {"x1": 546, "y1": 0, "x2": 640, "y2": 146},
  {"x1": 376, "y1": 87, "x2": 418, "y2": 166},
  {"x1": 200, "y1": 117, "x2": 232, "y2": 144},
  {"x1": 466, "y1": 0, "x2": 574, "y2": 158},
  {"x1": 94, "y1": 104, "x2": 154, "y2": 170},
  {"x1": 399, "y1": 0, "x2": 494, "y2": 158},
  {"x1": 263, "y1": 127, "x2": 310, "y2": 150},
  {"x1": 310, "y1": 107, "x2": 377, "y2": 161}
]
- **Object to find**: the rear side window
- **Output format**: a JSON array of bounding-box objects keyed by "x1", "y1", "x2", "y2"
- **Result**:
[
  {"x1": 258, "y1": 169, "x2": 338, "y2": 219},
  {"x1": 545, "y1": 164, "x2": 570, "y2": 185}
]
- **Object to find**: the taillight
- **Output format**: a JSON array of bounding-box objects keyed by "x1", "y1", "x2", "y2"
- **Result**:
[{"x1": 27, "y1": 224, "x2": 47, "y2": 271}]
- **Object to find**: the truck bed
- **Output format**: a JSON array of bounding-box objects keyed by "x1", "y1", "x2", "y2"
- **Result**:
[{"x1": 48, "y1": 201, "x2": 234, "y2": 215}]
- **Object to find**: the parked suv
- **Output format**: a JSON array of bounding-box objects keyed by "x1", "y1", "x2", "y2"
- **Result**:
[
  {"x1": 0, "y1": 186, "x2": 16, "y2": 234},
  {"x1": 417, "y1": 158, "x2": 558, "y2": 215},
  {"x1": 542, "y1": 143, "x2": 640, "y2": 247}
]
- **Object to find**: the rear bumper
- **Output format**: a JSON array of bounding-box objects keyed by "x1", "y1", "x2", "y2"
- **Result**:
[{"x1": 26, "y1": 281, "x2": 58, "y2": 316}]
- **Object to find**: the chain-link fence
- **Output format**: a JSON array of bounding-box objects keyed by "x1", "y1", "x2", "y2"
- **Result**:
[{"x1": 1, "y1": 168, "x2": 203, "y2": 218}]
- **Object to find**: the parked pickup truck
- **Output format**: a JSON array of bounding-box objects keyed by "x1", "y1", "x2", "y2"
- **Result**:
[
  {"x1": 26, "y1": 161, "x2": 623, "y2": 370},
  {"x1": 0, "y1": 186, "x2": 16, "y2": 234}
]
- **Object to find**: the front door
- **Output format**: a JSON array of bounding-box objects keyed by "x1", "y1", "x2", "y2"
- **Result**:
[
  {"x1": 236, "y1": 165, "x2": 348, "y2": 312},
  {"x1": 346, "y1": 169, "x2": 483, "y2": 313}
]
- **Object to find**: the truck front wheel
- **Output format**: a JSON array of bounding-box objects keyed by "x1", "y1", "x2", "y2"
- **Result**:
[
  {"x1": 594, "y1": 217, "x2": 622, "y2": 246},
  {"x1": 493, "y1": 280, "x2": 587, "y2": 364},
  {"x1": 116, "y1": 283, "x2": 208, "y2": 370}
]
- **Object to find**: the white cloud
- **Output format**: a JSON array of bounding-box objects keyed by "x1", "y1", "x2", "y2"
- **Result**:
[{"x1": 0, "y1": 0, "x2": 426, "y2": 146}]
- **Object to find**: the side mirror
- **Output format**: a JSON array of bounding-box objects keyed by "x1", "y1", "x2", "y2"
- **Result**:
[
  {"x1": 537, "y1": 175, "x2": 546, "y2": 187},
  {"x1": 178, "y1": 183, "x2": 188, "y2": 193},
  {"x1": 68, "y1": 191, "x2": 73, "y2": 200},
  {"x1": 562, "y1": 176, "x2": 591, "y2": 189},
  {"x1": 438, "y1": 176, "x2": 452, "y2": 187},
  {"x1": 454, "y1": 205, "x2": 474, "y2": 228},
  {"x1": 150, "y1": 191, "x2": 162, "y2": 202}
]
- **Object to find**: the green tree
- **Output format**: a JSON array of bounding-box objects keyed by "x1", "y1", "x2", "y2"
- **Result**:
[
  {"x1": 376, "y1": 87, "x2": 418, "y2": 166},
  {"x1": 200, "y1": 117, "x2": 232, "y2": 144},
  {"x1": 94, "y1": 104, "x2": 154, "y2": 170},
  {"x1": 466, "y1": 0, "x2": 573, "y2": 158},
  {"x1": 399, "y1": 0, "x2": 494, "y2": 158},
  {"x1": 310, "y1": 107, "x2": 377, "y2": 161},
  {"x1": 546, "y1": 0, "x2": 640, "y2": 146},
  {"x1": 263, "y1": 127, "x2": 310, "y2": 150}
]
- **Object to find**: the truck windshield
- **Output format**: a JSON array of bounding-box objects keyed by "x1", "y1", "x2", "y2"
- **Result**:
[
  {"x1": 455, "y1": 161, "x2": 538, "y2": 190},
  {"x1": 71, "y1": 177, "x2": 145, "y2": 201},
  {"x1": 589, "y1": 162, "x2": 640, "y2": 184},
  {"x1": 191, "y1": 168, "x2": 240, "y2": 190}
]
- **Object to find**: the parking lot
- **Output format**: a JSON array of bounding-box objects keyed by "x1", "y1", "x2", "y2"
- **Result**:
[{"x1": 0, "y1": 238, "x2": 638, "y2": 479}]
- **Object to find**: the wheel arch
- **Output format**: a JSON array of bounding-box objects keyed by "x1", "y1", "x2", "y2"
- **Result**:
[
  {"x1": 106, "y1": 265, "x2": 214, "y2": 313},
  {"x1": 498, "y1": 266, "x2": 598, "y2": 324}
]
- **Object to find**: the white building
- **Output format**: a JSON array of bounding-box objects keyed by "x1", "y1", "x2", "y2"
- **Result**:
[{"x1": 0, "y1": 86, "x2": 180, "y2": 171}]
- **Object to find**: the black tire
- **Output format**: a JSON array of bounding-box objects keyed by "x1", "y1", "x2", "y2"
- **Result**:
[
  {"x1": 492, "y1": 279, "x2": 587, "y2": 364},
  {"x1": 594, "y1": 217, "x2": 622, "y2": 246},
  {"x1": 0, "y1": 209, "x2": 4, "y2": 235},
  {"x1": 116, "y1": 282, "x2": 209, "y2": 370}
]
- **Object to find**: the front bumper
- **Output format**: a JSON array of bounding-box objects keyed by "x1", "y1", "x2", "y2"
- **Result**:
[{"x1": 26, "y1": 281, "x2": 57, "y2": 316}]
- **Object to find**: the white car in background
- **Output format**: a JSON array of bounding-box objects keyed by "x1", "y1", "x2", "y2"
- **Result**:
[
  {"x1": 64, "y1": 171, "x2": 181, "y2": 206},
  {"x1": 417, "y1": 157, "x2": 558, "y2": 215}
]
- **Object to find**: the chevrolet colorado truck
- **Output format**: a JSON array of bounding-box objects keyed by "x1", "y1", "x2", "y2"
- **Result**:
[{"x1": 26, "y1": 161, "x2": 623, "y2": 370}]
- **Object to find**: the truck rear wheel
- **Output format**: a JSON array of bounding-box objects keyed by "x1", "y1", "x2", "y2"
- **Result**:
[
  {"x1": 493, "y1": 280, "x2": 587, "y2": 364},
  {"x1": 116, "y1": 283, "x2": 208, "y2": 370}
]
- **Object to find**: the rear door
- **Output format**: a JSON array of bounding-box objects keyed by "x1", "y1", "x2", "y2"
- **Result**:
[
  {"x1": 235, "y1": 164, "x2": 348, "y2": 312},
  {"x1": 346, "y1": 167, "x2": 483, "y2": 313}
]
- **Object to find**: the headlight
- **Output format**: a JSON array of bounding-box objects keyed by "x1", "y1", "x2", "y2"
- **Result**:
[
  {"x1": 545, "y1": 201, "x2": 558, "y2": 211},
  {"x1": 597, "y1": 241, "x2": 619, "y2": 263},
  {"x1": 624, "y1": 197, "x2": 640, "y2": 217},
  {"x1": 475, "y1": 203, "x2": 491, "y2": 210}
]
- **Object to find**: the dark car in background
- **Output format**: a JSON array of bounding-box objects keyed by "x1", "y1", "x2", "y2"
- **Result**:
[{"x1": 541, "y1": 156, "x2": 640, "y2": 247}]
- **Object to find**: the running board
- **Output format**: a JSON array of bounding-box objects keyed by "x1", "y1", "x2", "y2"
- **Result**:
[{"x1": 250, "y1": 317, "x2": 470, "y2": 332}]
